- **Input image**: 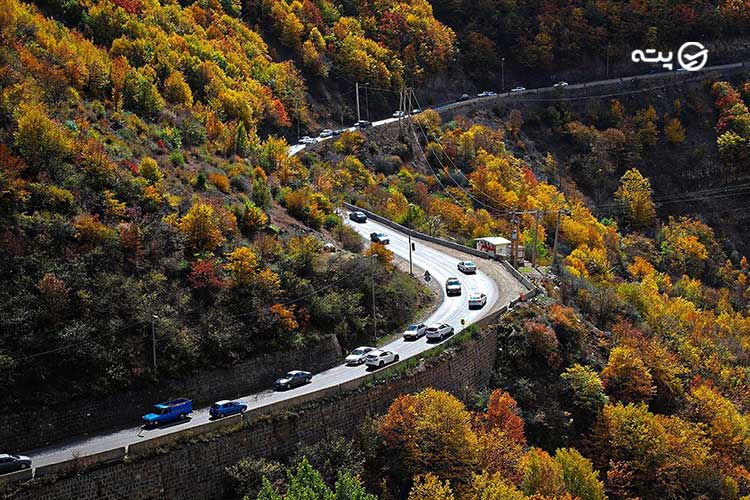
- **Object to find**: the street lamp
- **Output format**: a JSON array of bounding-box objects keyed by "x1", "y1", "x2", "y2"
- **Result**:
[
  {"x1": 501, "y1": 57, "x2": 505, "y2": 92},
  {"x1": 151, "y1": 314, "x2": 159, "y2": 372}
]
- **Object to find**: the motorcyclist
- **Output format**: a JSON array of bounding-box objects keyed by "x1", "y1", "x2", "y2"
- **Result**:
[{"x1": 423, "y1": 270, "x2": 431, "y2": 281}]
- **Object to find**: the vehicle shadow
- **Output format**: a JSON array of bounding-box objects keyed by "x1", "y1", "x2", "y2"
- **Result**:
[{"x1": 140, "y1": 417, "x2": 193, "y2": 432}]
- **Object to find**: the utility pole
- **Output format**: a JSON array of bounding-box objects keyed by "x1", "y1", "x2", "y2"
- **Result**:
[
  {"x1": 355, "y1": 82, "x2": 361, "y2": 122},
  {"x1": 605, "y1": 44, "x2": 611, "y2": 78},
  {"x1": 370, "y1": 255, "x2": 377, "y2": 340},
  {"x1": 532, "y1": 210, "x2": 541, "y2": 268},
  {"x1": 551, "y1": 209, "x2": 569, "y2": 273},
  {"x1": 510, "y1": 211, "x2": 520, "y2": 267},
  {"x1": 295, "y1": 96, "x2": 300, "y2": 140},
  {"x1": 151, "y1": 314, "x2": 159, "y2": 373},
  {"x1": 501, "y1": 57, "x2": 505, "y2": 92},
  {"x1": 365, "y1": 83, "x2": 369, "y2": 122},
  {"x1": 408, "y1": 234, "x2": 413, "y2": 275}
]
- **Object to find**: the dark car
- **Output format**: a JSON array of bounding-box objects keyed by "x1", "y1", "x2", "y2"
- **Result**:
[
  {"x1": 209, "y1": 400, "x2": 247, "y2": 419},
  {"x1": 349, "y1": 211, "x2": 367, "y2": 223},
  {"x1": 370, "y1": 232, "x2": 390, "y2": 245},
  {"x1": 456, "y1": 94, "x2": 470, "y2": 102},
  {"x1": 0, "y1": 454, "x2": 31, "y2": 474},
  {"x1": 274, "y1": 370, "x2": 312, "y2": 391},
  {"x1": 354, "y1": 120, "x2": 371, "y2": 129},
  {"x1": 332, "y1": 128, "x2": 346, "y2": 136}
]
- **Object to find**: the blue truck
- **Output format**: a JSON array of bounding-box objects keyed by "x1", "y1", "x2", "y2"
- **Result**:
[{"x1": 142, "y1": 398, "x2": 192, "y2": 426}]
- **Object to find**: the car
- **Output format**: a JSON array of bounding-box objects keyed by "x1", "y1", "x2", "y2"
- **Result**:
[
  {"x1": 370, "y1": 232, "x2": 390, "y2": 244},
  {"x1": 142, "y1": 398, "x2": 192, "y2": 426},
  {"x1": 553, "y1": 81, "x2": 569, "y2": 87},
  {"x1": 445, "y1": 277, "x2": 462, "y2": 296},
  {"x1": 274, "y1": 370, "x2": 312, "y2": 390},
  {"x1": 345, "y1": 346, "x2": 376, "y2": 365},
  {"x1": 0, "y1": 454, "x2": 31, "y2": 474},
  {"x1": 332, "y1": 128, "x2": 346, "y2": 136},
  {"x1": 478, "y1": 91, "x2": 497, "y2": 97},
  {"x1": 298, "y1": 135, "x2": 316, "y2": 145},
  {"x1": 349, "y1": 211, "x2": 367, "y2": 223},
  {"x1": 403, "y1": 323, "x2": 427, "y2": 340},
  {"x1": 411, "y1": 108, "x2": 422, "y2": 114},
  {"x1": 392, "y1": 110, "x2": 405, "y2": 118},
  {"x1": 209, "y1": 400, "x2": 247, "y2": 419},
  {"x1": 364, "y1": 349, "x2": 399, "y2": 368},
  {"x1": 456, "y1": 94, "x2": 470, "y2": 102},
  {"x1": 354, "y1": 120, "x2": 371, "y2": 129},
  {"x1": 468, "y1": 292, "x2": 488, "y2": 309},
  {"x1": 510, "y1": 86, "x2": 526, "y2": 93},
  {"x1": 426, "y1": 323, "x2": 454, "y2": 341},
  {"x1": 319, "y1": 129, "x2": 334, "y2": 138},
  {"x1": 458, "y1": 261, "x2": 477, "y2": 274}
]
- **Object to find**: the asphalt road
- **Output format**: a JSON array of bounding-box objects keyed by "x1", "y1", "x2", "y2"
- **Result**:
[
  {"x1": 24, "y1": 213, "x2": 517, "y2": 469},
  {"x1": 289, "y1": 61, "x2": 745, "y2": 155}
]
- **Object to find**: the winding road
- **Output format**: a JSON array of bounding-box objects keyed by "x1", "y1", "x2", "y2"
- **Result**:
[
  {"x1": 23, "y1": 213, "x2": 523, "y2": 470},
  {"x1": 17, "y1": 60, "x2": 743, "y2": 474}
]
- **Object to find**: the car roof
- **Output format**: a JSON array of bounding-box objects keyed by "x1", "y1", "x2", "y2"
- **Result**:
[
  {"x1": 214, "y1": 400, "x2": 231, "y2": 405},
  {"x1": 288, "y1": 370, "x2": 304, "y2": 374},
  {"x1": 469, "y1": 292, "x2": 484, "y2": 297},
  {"x1": 427, "y1": 323, "x2": 441, "y2": 328}
]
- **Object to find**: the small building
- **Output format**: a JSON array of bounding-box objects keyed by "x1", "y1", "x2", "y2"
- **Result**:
[{"x1": 475, "y1": 236, "x2": 512, "y2": 259}]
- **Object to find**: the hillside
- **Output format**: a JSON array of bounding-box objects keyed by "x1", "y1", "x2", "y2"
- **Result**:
[
  {"x1": 4, "y1": 0, "x2": 750, "y2": 498},
  {"x1": 0, "y1": 0, "x2": 432, "y2": 408}
]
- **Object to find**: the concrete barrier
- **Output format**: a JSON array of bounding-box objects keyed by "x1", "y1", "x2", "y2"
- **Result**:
[
  {"x1": 34, "y1": 446, "x2": 126, "y2": 478},
  {"x1": 128, "y1": 414, "x2": 242, "y2": 458},
  {"x1": 0, "y1": 468, "x2": 32, "y2": 484}
]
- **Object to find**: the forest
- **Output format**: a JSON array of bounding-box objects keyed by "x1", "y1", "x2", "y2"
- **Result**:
[{"x1": 2, "y1": 0, "x2": 750, "y2": 498}]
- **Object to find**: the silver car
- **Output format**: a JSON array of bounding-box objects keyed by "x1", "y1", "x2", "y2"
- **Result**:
[
  {"x1": 403, "y1": 323, "x2": 427, "y2": 340},
  {"x1": 458, "y1": 261, "x2": 477, "y2": 274},
  {"x1": 345, "y1": 346, "x2": 375, "y2": 365},
  {"x1": 426, "y1": 323, "x2": 454, "y2": 341},
  {"x1": 0, "y1": 454, "x2": 31, "y2": 474}
]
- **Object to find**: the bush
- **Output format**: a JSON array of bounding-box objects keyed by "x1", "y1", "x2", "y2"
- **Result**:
[
  {"x1": 225, "y1": 457, "x2": 286, "y2": 500},
  {"x1": 335, "y1": 225, "x2": 364, "y2": 253},
  {"x1": 208, "y1": 173, "x2": 230, "y2": 193}
]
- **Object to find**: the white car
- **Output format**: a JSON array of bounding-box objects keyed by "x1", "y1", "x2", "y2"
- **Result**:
[
  {"x1": 298, "y1": 136, "x2": 316, "y2": 145},
  {"x1": 445, "y1": 277, "x2": 462, "y2": 296},
  {"x1": 510, "y1": 86, "x2": 526, "y2": 93},
  {"x1": 411, "y1": 108, "x2": 422, "y2": 114},
  {"x1": 319, "y1": 129, "x2": 333, "y2": 138},
  {"x1": 392, "y1": 110, "x2": 405, "y2": 118},
  {"x1": 458, "y1": 261, "x2": 477, "y2": 274},
  {"x1": 365, "y1": 349, "x2": 399, "y2": 368},
  {"x1": 478, "y1": 91, "x2": 497, "y2": 97},
  {"x1": 403, "y1": 323, "x2": 427, "y2": 341},
  {"x1": 468, "y1": 292, "x2": 488, "y2": 309},
  {"x1": 426, "y1": 323, "x2": 454, "y2": 341},
  {"x1": 553, "y1": 81, "x2": 569, "y2": 87},
  {"x1": 345, "y1": 346, "x2": 375, "y2": 365}
]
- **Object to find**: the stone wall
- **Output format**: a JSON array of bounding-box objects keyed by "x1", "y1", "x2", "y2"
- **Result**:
[
  {"x1": 6, "y1": 325, "x2": 500, "y2": 500},
  {"x1": 0, "y1": 336, "x2": 342, "y2": 452}
]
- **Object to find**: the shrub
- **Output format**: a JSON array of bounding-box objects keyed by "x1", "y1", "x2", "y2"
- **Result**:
[{"x1": 208, "y1": 173, "x2": 230, "y2": 193}]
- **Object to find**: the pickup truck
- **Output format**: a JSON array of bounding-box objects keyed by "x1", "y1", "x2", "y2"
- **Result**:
[{"x1": 142, "y1": 398, "x2": 192, "y2": 426}]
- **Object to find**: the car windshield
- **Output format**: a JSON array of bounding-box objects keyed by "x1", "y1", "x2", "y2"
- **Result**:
[
  {"x1": 285, "y1": 372, "x2": 296, "y2": 378},
  {"x1": 447, "y1": 279, "x2": 459, "y2": 285},
  {"x1": 465, "y1": 261, "x2": 475, "y2": 266},
  {"x1": 406, "y1": 325, "x2": 418, "y2": 331},
  {"x1": 351, "y1": 348, "x2": 366, "y2": 355}
]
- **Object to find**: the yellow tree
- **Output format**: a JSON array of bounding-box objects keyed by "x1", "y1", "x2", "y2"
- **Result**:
[
  {"x1": 178, "y1": 202, "x2": 225, "y2": 253},
  {"x1": 380, "y1": 389, "x2": 478, "y2": 485},
  {"x1": 614, "y1": 168, "x2": 656, "y2": 229},
  {"x1": 407, "y1": 474, "x2": 454, "y2": 500},
  {"x1": 601, "y1": 346, "x2": 655, "y2": 404},
  {"x1": 224, "y1": 247, "x2": 258, "y2": 286}
]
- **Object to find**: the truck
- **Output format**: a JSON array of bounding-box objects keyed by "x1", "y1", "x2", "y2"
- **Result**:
[{"x1": 142, "y1": 398, "x2": 192, "y2": 426}]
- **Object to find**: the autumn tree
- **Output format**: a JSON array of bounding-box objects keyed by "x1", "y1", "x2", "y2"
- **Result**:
[
  {"x1": 561, "y1": 364, "x2": 608, "y2": 432},
  {"x1": 408, "y1": 474, "x2": 454, "y2": 500},
  {"x1": 14, "y1": 103, "x2": 74, "y2": 176},
  {"x1": 379, "y1": 389, "x2": 478, "y2": 487},
  {"x1": 178, "y1": 201, "x2": 226, "y2": 253},
  {"x1": 555, "y1": 448, "x2": 605, "y2": 500},
  {"x1": 225, "y1": 247, "x2": 258, "y2": 286},
  {"x1": 601, "y1": 346, "x2": 655, "y2": 404},
  {"x1": 664, "y1": 118, "x2": 686, "y2": 144},
  {"x1": 614, "y1": 168, "x2": 656, "y2": 229},
  {"x1": 139, "y1": 157, "x2": 163, "y2": 184}
]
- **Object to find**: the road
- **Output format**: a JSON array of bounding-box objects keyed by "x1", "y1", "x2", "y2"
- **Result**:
[
  {"x1": 289, "y1": 61, "x2": 745, "y2": 155},
  {"x1": 24, "y1": 214, "x2": 519, "y2": 469}
]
